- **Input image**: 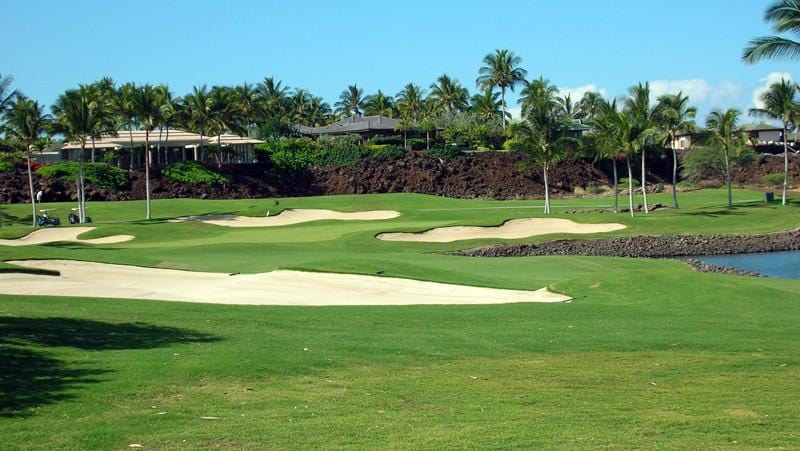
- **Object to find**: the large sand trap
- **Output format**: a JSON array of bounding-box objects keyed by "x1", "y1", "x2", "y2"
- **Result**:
[
  {"x1": 178, "y1": 209, "x2": 400, "y2": 227},
  {"x1": 1, "y1": 260, "x2": 570, "y2": 306},
  {"x1": 376, "y1": 218, "x2": 626, "y2": 243},
  {"x1": 0, "y1": 227, "x2": 134, "y2": 246}
]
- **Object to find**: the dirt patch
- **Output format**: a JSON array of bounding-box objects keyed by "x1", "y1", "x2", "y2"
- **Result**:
[
  {"x1": 377, "y1": 218, "x2": 625, "y2": 243},
  {"x1": 1, "y1": 260, "x2": 571, "y2": 306}
]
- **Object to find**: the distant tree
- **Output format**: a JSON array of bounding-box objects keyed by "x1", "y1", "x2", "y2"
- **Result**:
[
  {"x1": 4, "y1": 96, "x2": 51, "y2": 226},
  {"x1": 655, "y1": 92, "x2": 697, "y2": 209},
  {"x1": 429, "y1": 74, "x2": 469, "y2": 118},
  {"x1": 470, "y1": 88, "x2": 505, "y2": 122},
  {"x1": 511, "y1": 77, "x2": 571, "y2": 214},
  {"x1": 131, "y1": 84, "x2": 163, "y2": 219},
  {"x1": 182, "y1": 85, "x2": 213, "y2": 160},
  {"x1": 703, "y1": 109, "x2": 748, "y2": 208},
  {"x1": 588, "y1": 99, "x2": 625, "y2": 213},
  {"x1": 476, "y1": 49, "x2": 527, "y2": 129},
  {"x1": 623, "y1": 82, "x2": 659, "y2": 213},
  {"x1": 743, "y1": 0, "x2": 800, "y2": 63},
  {"x1": 335, "y1": 84, "x2": 365, "y2": 118},
  {"x1": 0, "y1": 74, "x2": 21, "y2": 136},
  {"x1": 396, "y1": 83, "x2": 425, "y2": 120},
  {"x1": 577, "y1": 91, "x2": 605, "y2": 122},
  {"x1": 116, "y1": 82, "x2": 140, "y2": 166},
  {"x1": 364, "y1": 90, "x2": 395, "y2": 118},
  {"x1": 234, "y1": 82, "x2": 263, "y2": 137},
  {"x1": 749, "y1": 78, "x2": 799, "y2": 205}
]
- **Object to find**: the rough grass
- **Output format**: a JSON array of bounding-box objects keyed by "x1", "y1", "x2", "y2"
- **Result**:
[{"x1": 0, "y1": 189, "x2": 799, "y2": 448}]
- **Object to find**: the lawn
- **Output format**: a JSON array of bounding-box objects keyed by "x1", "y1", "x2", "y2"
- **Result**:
[{"x1": 1, "y1": 189, "x2": 799, "y2": 448}]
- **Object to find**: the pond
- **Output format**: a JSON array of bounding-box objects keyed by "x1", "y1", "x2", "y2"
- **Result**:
[{"x1": 689, "y1": 250, "x2": 800, "y2": 279}]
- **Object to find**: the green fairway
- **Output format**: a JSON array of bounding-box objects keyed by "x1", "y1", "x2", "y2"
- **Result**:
[{"x1": 1, "y1": 189, "x2": 800, "y2": 448}]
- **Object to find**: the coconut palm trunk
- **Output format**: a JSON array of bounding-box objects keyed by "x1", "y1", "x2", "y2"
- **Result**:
[
  {"x1": 612, "y1": 158, "x2": 619, "y2": 213},
  {"x1": 156, "y1": 127, "x2": 163, "y2": 167},
  {"x1": 26, "y1": 147, "x2": 37, "y2": 227},
  {"x1": 783, "y1": 123, "x2": 789, "y2": 205},
  {"x1": 640, "y1": 148, "x2": 649, "y2": 213},
  {"x1": 164, "y1": 126, "x2": 170, "y2": 164},
  {"x1": 145, "y1": 130, "x2": 152, "y2": 220},
  {"x1": 626, "y1": 157, "x2": 635, "y2": 218},
  {"x1": 671, "y1": 140, "x2": 679, "y2": 209},
  {"x1": 723, "y1": 146, "x2": 732, "y2": 208},
  {"x1": 542, "y1": 162, "x2": 551, "y2": 214},
  {"x1": 128, "y1": 127, "x2": 135, "y2": 167},
  {"x1": 501, "y1": 86, "x2": 507, "y2": 130},
  {"x1": 78, "y1": 142, "x2": 87, "y2": 222}
]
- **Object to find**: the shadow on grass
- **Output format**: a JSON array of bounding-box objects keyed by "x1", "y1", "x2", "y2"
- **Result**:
[
  {"x1": 0, "y1": 316, "x2": 220, "y2": 417},
  {"x1": 682, "y1": 207, "x2": 749, "y2": 217}
]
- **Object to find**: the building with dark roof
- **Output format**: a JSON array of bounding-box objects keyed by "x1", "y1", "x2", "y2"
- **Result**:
[{"x1": 295, "y1": 115, "x2": 400, "y2": 138}]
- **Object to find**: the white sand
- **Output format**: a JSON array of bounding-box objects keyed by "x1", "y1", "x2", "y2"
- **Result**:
[
  {"x1": 1, "y1": 260, "x2": 570, "y2": 306},
  {"x1": 0, "y1": 227, "x2": 134, "y2": 246},
  {"x1": 376, "y1": 218, "x2": 626, "y2": 243},
  {"x1": 178, "y1": 209, "x2": 400, "y2": 227}
]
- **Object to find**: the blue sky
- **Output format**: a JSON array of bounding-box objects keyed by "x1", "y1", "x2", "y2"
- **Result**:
[{"x1": 4, "y1": 0, "x2": 799, "y2": 121}]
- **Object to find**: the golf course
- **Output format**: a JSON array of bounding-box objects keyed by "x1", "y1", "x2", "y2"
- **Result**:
[{"x1": 1, "y1": 189, "x2": 799, "y2": 448}]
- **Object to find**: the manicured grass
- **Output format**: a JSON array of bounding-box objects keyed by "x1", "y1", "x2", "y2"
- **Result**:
[{"x1": 1, "y1": 189, "x2": 799, "y2": 448}]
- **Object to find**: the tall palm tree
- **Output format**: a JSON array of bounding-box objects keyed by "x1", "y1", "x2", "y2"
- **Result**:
[
  {"x1": 155, "y1": 84, "x2": 177, "y2": 165},
  {"x1": 0, "y1": 74, "x2": 20, "y2": 135},
  {"x1": 743, "y1": 0, "x2": 800, "y2": 63},
  {"x1": 470, "y1": 88, "x2": 505, "y2": 122},
  {"x1": 396, "y1": 83, "x2": 425, "y2": 121},
  {"x1": 560, "y1": 94, "x2": 581, "y2": 123},
  {"x1": 624, "y1": 82, "x2": 658, "y2": 213},
  {"x1": 305, "y1": 96, "x2": 332, "y2": 127},
  {"x1": 577, "y1": 91, "x2": 605, "y2": 122},
  {"x1": 655, "y1": 92, "x2": 697, "y2": 209},
  {"x1": 131, "y1": 84, "x2": 163, "y2": 219},
  {"x1": 476, "y1": 49, "x2": 528, "y2": 129},
  {"x1": 749, "y1": 78, "x2": 798, "y2": 205},
  {"x1": 183, "y1": 85, "x2": 213, "y2": 161},
  {"x1": 257, "y1": 77, "x2": 290, "y2": 116},
  {"x1": 234, "y1": 82, "x2": 263, "y2": 137},
  {"x1": 335, "y1": 84, "x2": 365, "y2": 118},
  {"x1": 429, "y1": 74, "x2": 469, "y2": 118},
  {"x1": 364, "y1": 90, "x2": 395, "y2": 118},
  {"x1": 116, "y1": 82, "x2": 139, "y2": 167},
  {"x1": 86, "y1": 81, "x2": 118, "y2": 164},
  {"x1": 588, "y1": 99, "x2": 624, "y2": 213},
  {"x1": 704, "y1": 109, "x2": 747, "y2": 208},
  {"x1": 512, "y1": 77, "x2": 571, "y2": 214},
  {"x1": 4, "y1": 96, "x2": 51, "y2": 227},
  {"x1": 52, "y1": 87, "x2": 101, "y2": 222},
  {"x1": 208, "y1": 86, "x2": 246, "y2": 165}
]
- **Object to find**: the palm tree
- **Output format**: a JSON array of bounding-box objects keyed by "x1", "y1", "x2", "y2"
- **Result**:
[
  {"x1": 512, "y1": 77, "x2": 571, "y2": 214},
  {"x1": 52, "y1": 87, "x2": 101, "y2": 222},
  {"x1": 704, "y1": 109, "x2": 747, "y2": 208},
  {"x1": 183, "y1": 85, "x2": 213, "y2": 161},
  {"x1": 749, "y1": 78, "x2": 798, "y2": 205},
  {"x1": 560, "y1": 94, "x2": 581, "y2": 123},
  {"x1": 305, "y1": 96, "x2": 332, "y2": 127},
  {"x1": 476, "y1": 49, "x2": 528, "y2": 129},
  {"x1": 364, "y1": 90, "x2": 395, "y2": 118},
  {"x1": 577, "y1": 91, "x2": 605, "y2": 122},
  {"x1": 155, "y1": 84, "x2": 177, "y2": 165},
  {"x1": 116, "y1": 82, "x2": 139, "y2": 166},
  {"x1": 396, "y1": 83, "x2": 425, "y2": 121},
  {"x1": 655, "y1": 92, "x2": 697, "y2": 209},
  {"x1": 234, "y1": 82, "x2": 263, "y2": 137},
  {"x1": 257, "y1": 77, "x2": 290, "y2": 115},
  {"x1": 4, "y1": 96, "x2": 51, "y2": 227},
  {"x1": 588, "y1": 99, "x2": 624, "y2": 213},
  {"x1": 209, "y1": 86, "x2": 246, "y2": 165},
  {"x1": 0, "y1": 74, "x2": 20, "y2": 135},
  {"x1": 86, "y1": 81, "x2": 118, "y2": 164},
  {"x1": 624, "y1": 82, "x2": 658, "y2": 213},
  {"x1": 470, "y1": 88, "x2": 505, "y2": 122},
  {"x1": 743, "y1": 0, "x2": 800, "y2": 63},
  {"x1": 429, "y1": 74, "x2": 469, "y2": 118},
  {"x1": 131, "y1": 84, "x2": 163, "y2": 219},
  {"x1": 335, "y1": 84, "x2": 365, "y2": 118}
]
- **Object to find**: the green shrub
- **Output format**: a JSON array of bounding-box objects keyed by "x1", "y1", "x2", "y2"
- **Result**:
[
  {"x1": 369, "y1": 135, "x2": 403, "y2": 146},
  {"x1": 258, "y1": 137, "x2": 405, "y2": 170},
  {"x1": 619, "y1": 177, "x2": 641, "y2": 188},
  {"x1": 37, "y1": 162, "x2": 129, "y2": 190},
  {"x1": 682, "y1": 145, "x2": 756, "y2": 183},
  {"x1": 762, "y1": 173, "x2": 793, "y2": 188},
  {"x1": 0, "y1": 161, "x2": 15, "y2": 173},
  {"x1": 407, "y1": 138, "x2": 427, "y2": 151},
  {"x1": 424, "y1": 147, "x2": 463, "y2": 160},
  {"x1": 162, "y1": 161, "x2": 229, "y2": 185},
  {"x1": 256, "y1": 138, "x2": 323, "y2": 171},
  {"x1": 369, "y1": 145, "x2": 405, "y2": 160}
]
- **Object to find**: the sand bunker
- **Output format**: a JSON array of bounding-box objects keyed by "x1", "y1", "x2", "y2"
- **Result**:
[
  {"x1": 0, "y1": 260, "x2": 570, "y2": 306},
  {"x1": 0, "y1": 227, "x2": 134, "y2": 246},
  {"x1": 178, "y1": 209, "x2": 400, "y2": 227},
  {"x1": 376, "y1": 218, "x2": 626, "y2": 243}
]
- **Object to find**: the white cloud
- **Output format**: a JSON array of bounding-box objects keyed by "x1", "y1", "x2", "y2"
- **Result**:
[
  {"x1": 557, "y1": 84, "x2": 608, "y2": 102},
  {"x1": 508, "y1": 106, "x2": 522, "y2": 120},
  {"x1": 752, "y1": 72, "x2": 793, "y2": 109},
  {"x1": 647, "y1": 78, "x2": 743, "y2": 108}
]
